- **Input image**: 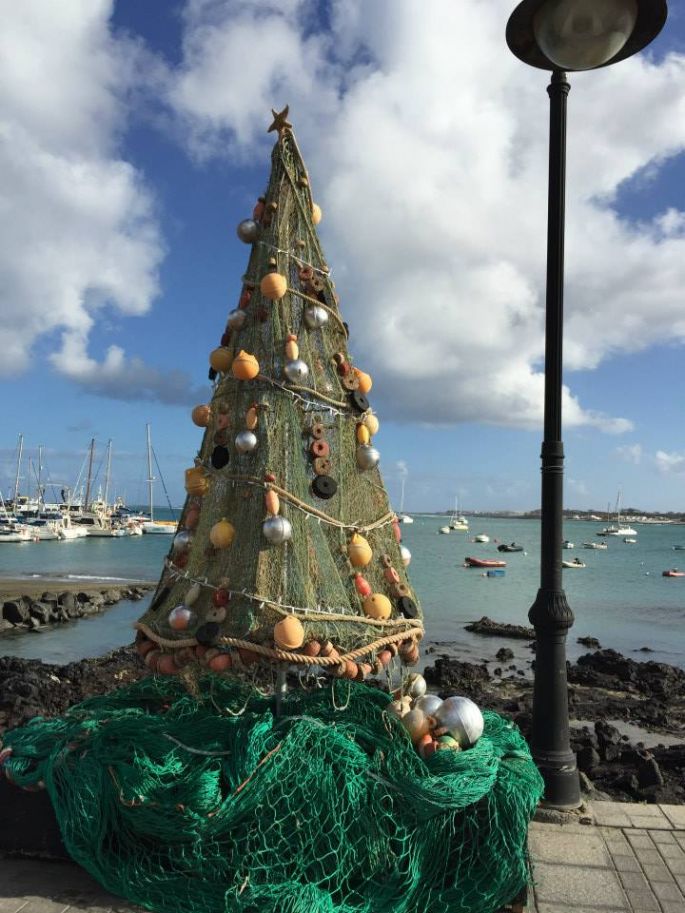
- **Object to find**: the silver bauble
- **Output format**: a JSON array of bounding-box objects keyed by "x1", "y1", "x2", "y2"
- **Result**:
[
  {"x1": 433, "y1": 696, "x2": 484, "y2": 748},
  {"x1": 414, "y1": 694, "x2": 443, "y2": 717},
  {"x1": 227, "y1": 308, "x2": 246, "y2": 331},
  {"x1": 303, "y1": 305, "x2": 329, "y2": 330},
  {"x1": 172, "y1": 530, "x2": 193, "y2": 553},
  {"x1": 236, "y1": 219, "x2": 259, "y2": 244},
  {"x1": 235, "y1": 430, "x2": 258, "y2": 453},
  {"x1": 168, "y1": 604, "x2": 195, "y2": 631},
  {"x1": 262, "y1": 515, "x2": 293, "y2": 544},
  {"x1": 356, "y1": 444, "x2": 380, "y2": 471},
  {"x1": 400, "y1": 545, "x2": 412, "y2": 567},
  {"x1": 405, "y1": 672, "x2": 427, "y2": 699},
  {"x1": 283, "y1": 359, "x2": 309, "y2": 383}
]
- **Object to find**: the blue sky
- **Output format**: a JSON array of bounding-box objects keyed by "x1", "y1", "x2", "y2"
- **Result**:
[{"x1": 1, "y1": 0, "x2": 685, "y2": 514}]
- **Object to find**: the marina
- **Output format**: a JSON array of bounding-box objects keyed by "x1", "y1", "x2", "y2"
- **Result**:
[{"x1": 2, "y1": 513, "x2": 684, "y2": 670}]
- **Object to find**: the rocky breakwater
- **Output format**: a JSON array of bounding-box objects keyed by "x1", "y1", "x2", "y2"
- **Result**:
[
  {"x1": 0, "y1": 582, "x2": 153, "y2": 634},
  {"x1": 424, "y1": 647, "x2": 685, "y2": 805}
]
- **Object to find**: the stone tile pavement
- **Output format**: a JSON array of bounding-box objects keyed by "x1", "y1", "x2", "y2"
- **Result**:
[{"x1": 0, "y1": 802, "x2": 683, "y2": 912}]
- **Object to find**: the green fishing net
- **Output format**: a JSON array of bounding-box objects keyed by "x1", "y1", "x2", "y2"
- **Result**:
[{"x1": 3, "y1": 675, "x2": 543, "y2": 913}]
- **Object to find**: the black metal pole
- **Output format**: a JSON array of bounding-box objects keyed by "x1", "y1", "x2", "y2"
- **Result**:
[{"x1": 528, "y1": 69, "x2": 581, "y2": 808}]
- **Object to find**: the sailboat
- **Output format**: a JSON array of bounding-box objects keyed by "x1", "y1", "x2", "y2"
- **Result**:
[
  {"x1": 596, "y1": 490, "x2": 637, "y2": 537},
  {"x1": 141, "y1": 425, "x2": 177, "y2": 534},
  {"x1": 449, "y1": 496, "x2": 469, "y2": 531},
  {"x1": 397, "y1": 473, "x2": 413, "y2": 524}
]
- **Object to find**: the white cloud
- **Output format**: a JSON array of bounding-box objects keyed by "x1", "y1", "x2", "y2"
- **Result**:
[
  {"x1": 0, "y1": 1, "x2": 179, "y2": 401},
  {"x1": 166, "y1": 0, "x2": 685, "y2": 431},
  {"x1": 616, "y1": 444, "x2": 643, "y2": 464},
  {"x1": 567, "y1": 478, "x2": 589, "y2": 498},
  {"x1": 655, "y1": 450, "x2": 685, "y2": 475}
]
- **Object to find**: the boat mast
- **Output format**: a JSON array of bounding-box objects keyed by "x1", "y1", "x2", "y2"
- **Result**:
[
  {"x1": 37, "y1": 445, "x2": 43, "y2": 508},
  {"x1": 84, "y1": 438, "x2": 95, "y2": 510},
  {"x1": 104, "y1": 439, "x2": 112, "y2": 507},
  {"x1": 13, "y1": 433, "x2": 23, "y2": 506},
  {"x1": 146, "y1": 424, "x2": 155, "y2": 522}
]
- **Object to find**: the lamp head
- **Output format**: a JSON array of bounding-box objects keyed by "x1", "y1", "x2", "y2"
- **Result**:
[{"x1": 506, "y1": 0, "x2": 667, "y2": 71}]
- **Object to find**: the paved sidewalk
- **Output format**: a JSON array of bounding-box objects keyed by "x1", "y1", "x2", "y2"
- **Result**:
[{"x1": 0, "y1": 802, "x2": 683, "y2": 912}]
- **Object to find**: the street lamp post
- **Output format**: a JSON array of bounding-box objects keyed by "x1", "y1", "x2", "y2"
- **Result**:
[{"x1": 506, "y1": 0, "x2": 668, "y2": 808}]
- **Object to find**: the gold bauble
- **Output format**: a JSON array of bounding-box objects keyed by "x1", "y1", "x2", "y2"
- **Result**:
[
  {"x1": 348, "y1": 533, "x2": 372, "y2": 567},
  {"x1": 362, "y1": 593, "x2": 392, "y2": 620},
  {"x1": 209, "y1": 347, "x2": 233, "y2": 373},
  {"x1": 232, "y1": 350, "x2": 260, "y2": 381},
  {"x1": 362, "y1": 412, "x2": 379, "y2": 436},
  {"x1": 209, "y1": 518, "x2": 235, "y2": 549},
  {"x1": 356, "y1": 424, "x2": 370, "y2": 445},
  {"x1": 274, "y1": 615, "x2": 305, "y2": 650},
  {"x1": 312, "y1": 203, "x2": 322, "y2": 225},
  {"x1": 260, "y1": 272, "x2": 287, "y2": 301}
]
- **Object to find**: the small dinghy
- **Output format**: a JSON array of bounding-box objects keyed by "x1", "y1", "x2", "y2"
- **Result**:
[
  {"x1": 662, "y1": 568, "x2": 685, "y2": 578},
  {"x1": 497, "y1": 542, "x2": 523, "y2": 553},
  {"x1": 464, "y1": 556, "x2": 506, "y2": 568},
  {"x1": 562, "y1": 558, "x2": 585, "y2": 569}
]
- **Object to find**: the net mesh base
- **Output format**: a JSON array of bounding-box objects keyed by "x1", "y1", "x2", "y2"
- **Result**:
[{"x1": 3, "y1": 676, "x2": 543, "y2": 913}]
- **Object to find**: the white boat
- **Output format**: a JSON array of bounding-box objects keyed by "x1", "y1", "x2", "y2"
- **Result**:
[
  {"x1": 25, "y1": 518, "x2": 61, "y2": 540},
  {"x1": 623, "y1": 537, "x2": 637, "y2": 544},
  {"x1": 141, "y1": 425, "x2": 177, "y2": 534},
  {"x1": 474, "y1": 534, "x2": 489, "y2": 543},
  {"x1": 562, "y1": 540, "x2": 574, "y2": 549},
  {"x1": 583, "y1": 541, "x2": 607, "y2": 550},
  {"x1": 439, "y1": 526, "x2": 450, "y2": 534},
  {"x1": 597, "y1": 491, "x2": 637, "y2": 537},
  {"x1": 0, "y1": 524, "x2": 33, "y2": 542},
  {"x1": 562, "y1": 558, "x2": 585, "y2": 568},
  {"x1": 58, "y1": 524, "x2": 88, "y2": 540},
  {"x1": 448, "y1": 496, "x2": 469, "y2": 531}
]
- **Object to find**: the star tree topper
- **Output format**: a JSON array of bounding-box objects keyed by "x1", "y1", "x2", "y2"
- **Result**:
[{"x1": 268, "y1": 105, "x2": 293, "y2": 135}]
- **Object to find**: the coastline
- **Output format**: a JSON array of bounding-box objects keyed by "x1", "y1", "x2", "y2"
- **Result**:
[
  {"x1": 1, "y1": 620, "x2": 683, "y2": 806},
  {"x1": 0, "y1": 575, "x2": 154, "y2": 636}
]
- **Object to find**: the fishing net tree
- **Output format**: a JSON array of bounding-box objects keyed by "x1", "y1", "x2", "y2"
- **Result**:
[
  {"x1": 134, "y1": 104, "x2": 423, "y2": 682},
  {"x1": 1, "y1": 108, "x2": 543, "y2": 913}
]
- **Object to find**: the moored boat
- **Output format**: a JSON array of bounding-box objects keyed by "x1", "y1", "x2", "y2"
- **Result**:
[
  {"x1": 562, "y1": 558, "x2": 585, "y2": 568},
  {"x1": 662, "y1": 569, "x2": 685, "y2": 578},
  {"x1": 583, "y1": 541, "x2": 607, "y2": 550},
  {"x1": 497, "y1": 543, "x2": 524, "y2": 553},
  {"x1": 438, "y1": 526, "x2": 450, "y2": 534},
  {"x1": 562, "y1": 540, "x2": 574, "y2": 549},
  {"x1": 474, "y1": 534, "x2": 489, "y2": 543},
  {"x1": 464, "y1": 556, "x2": 506, "y2": 568}
]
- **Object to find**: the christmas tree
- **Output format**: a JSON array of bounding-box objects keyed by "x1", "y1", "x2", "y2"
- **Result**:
[
  {"x1": 135, "y1": 106, "x2": 424, "y2": 682},
  {"x1": 2, "y1": 109, "x2": 543, "y2": 913}
]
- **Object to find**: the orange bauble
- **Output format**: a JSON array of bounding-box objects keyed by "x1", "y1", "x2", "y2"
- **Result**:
[
  {"x1": 274, "y1": 615, "x2": 305, "y2": 650},
  {"x1": 362, "y1": 593, "x2": 392, "y2": 620},
  {"x1": 354, "y1": 368, "x2": 373, "y2": 394},
  {"x1": 264, "y1": 490, "x2": 280, "y2": 516},
  {"x1": 232, "y1": 350, "x2": 260, "y2": 380},
  {"x1": 209, "y1": 347, "x2": 233, "y2": 373},
  {"x1": 209, "y1": 518, "x2": 235, "y2": 549},
  {"x1": 185, "y1": 467, "x2": 209, "y2": 496},
  {"x1": 312, "y1": 203, "x2": 322, "y2": 224},
  {"x1": 348, "y1": 533, "x2": 372, "y2": 567},
  {"x1": 260, "y1": 272, "x2": 287, "y2": 301},
  {"x1": 191, "y1": 404, "x2": 212, "y2": 427}
]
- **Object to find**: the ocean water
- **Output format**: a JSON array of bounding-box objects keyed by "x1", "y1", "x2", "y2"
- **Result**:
[{"x1": 1, "y1": 511, "x2": 684, "y2": 668}]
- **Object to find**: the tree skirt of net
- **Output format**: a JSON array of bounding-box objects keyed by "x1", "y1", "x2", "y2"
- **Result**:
[{"x1": 2, "y1": 677, "x2": 543, "y2": 913}]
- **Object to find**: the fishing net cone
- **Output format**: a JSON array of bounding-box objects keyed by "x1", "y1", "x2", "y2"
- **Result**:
[{"x1": 3, "y1": 676, "x2": 543, "y2": 913}]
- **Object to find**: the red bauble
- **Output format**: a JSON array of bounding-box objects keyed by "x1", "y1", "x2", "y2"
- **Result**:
[{"x1": 212, "y1": 588, "x2": 230, "y2": 607}]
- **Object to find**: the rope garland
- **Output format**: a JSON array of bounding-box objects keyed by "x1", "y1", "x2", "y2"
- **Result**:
[
  {"x1": 257, "y1": 241, "x2": 332, "y2": 279},
  {"x1": 199, "y1": 471, "x2": 395, "y2": 533},
  {"x1": 160, "y1": 560, "x2": 412, "y2": 628},
  {"x1": 134, "y1": 621, "x2": 424, "y2": 667}
]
